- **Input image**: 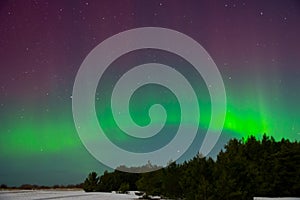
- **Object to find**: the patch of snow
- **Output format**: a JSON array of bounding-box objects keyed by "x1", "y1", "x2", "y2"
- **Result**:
[{"x1": 0, "y1": 190, "x2": 139, "y2": 200}]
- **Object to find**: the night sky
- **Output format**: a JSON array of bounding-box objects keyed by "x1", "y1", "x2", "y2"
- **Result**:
[{"x1": 1, "y1": 0, "x2": 300, "y2": 186}]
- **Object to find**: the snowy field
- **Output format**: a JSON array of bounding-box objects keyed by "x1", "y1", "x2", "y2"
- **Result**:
[
  {"x1": 254, "y1": 198, "x2": 300, "y2": 200},
  {"x1": 0, "y1": 190, "x2": 140, "y2": 200}
]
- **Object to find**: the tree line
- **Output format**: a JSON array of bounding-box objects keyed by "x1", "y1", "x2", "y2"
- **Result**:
[
  {"x1": 0, "y1": 183, "x2": 83, "y2": 190},
  {"x1": 83, "y1": 135, "x2": 300, "y2": 200}
]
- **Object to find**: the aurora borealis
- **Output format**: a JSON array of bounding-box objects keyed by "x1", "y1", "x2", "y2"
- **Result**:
[{"x1": 1, "y1": 0, "x2": 300, "y2": 185}]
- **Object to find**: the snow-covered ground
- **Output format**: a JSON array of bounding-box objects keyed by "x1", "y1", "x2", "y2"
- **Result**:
[
  {"x1": 0, "y1": 190, "x2": 140, "y2": 200},
  {"x1": 254, "y1": 198, "x2": 300, "y2": 200}
]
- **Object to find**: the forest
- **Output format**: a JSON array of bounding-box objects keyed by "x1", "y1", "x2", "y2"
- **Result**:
[{"x1": 83, "y1": 135, "x2": 300, "y2": 200}]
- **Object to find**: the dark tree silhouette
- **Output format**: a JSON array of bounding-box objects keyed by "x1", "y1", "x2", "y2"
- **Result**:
[
  {"x1": 83, "y1": 172, "x2": 99, "y2": 192},
  {"x1": 83, "y1": 135, "x2": 300, "y2": 200}
]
